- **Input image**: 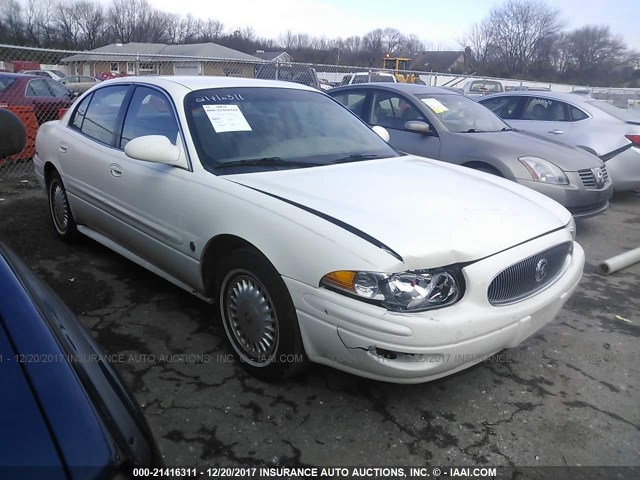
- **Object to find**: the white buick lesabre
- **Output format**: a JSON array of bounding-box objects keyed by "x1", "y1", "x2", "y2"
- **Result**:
[{"x1": 34, "y1": 77, "x2": 584, "y2": 383}]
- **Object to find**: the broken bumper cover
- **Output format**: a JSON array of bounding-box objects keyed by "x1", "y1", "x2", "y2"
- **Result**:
[{"x1": 285, "y1": 230, "x2": 585, "y2": 384}]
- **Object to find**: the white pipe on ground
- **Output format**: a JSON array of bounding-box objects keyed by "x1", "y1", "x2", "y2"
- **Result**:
[{"x1": 598, "y1": 247, "x2": 640, "y2": 275}]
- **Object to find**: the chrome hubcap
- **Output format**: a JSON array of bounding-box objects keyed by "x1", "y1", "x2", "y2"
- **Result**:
[
  {"x1": 223, "y1": 271, "x2": 278, "y2": 364},
  {"x1": 50, "y1": 181, "x2": 68, "y2": 232}
]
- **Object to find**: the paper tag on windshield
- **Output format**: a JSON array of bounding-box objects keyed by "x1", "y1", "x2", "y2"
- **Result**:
[
  {"x1": 421, "y1": 98, "x2": 449, "y2": 113},
  {"x1": 202, "y1": 104, "x2": 252, "y2": 133}
]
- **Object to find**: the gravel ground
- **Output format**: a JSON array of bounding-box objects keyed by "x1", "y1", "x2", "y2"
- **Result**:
[{"x1": 0, "y1": 177, "x2": 638, "y2": 476}]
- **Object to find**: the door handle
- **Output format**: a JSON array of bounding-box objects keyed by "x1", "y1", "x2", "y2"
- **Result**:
[
  {"x1": 59, "y1": 145, "x2": 67, "y2": 153},
  {"x1": 548, "y1": 129, "x2": 564, "y2": 134},
  {"x1": 109, "y1": 163, "x2": 122, "y2": 177}
]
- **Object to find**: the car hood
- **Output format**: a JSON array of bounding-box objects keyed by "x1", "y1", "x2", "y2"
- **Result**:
[
  {"x1": 229, "y1": 155, "x2": 571, "y2": 267},
  {"x1": 0, "y1": 325, "x2": 64, "y2": 472},
  {"x1": 451, "y1": 130, "x2": 602, "y2": 171}
]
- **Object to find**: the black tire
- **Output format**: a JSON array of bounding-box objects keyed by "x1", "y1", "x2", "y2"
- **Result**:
[
  {"x1": 47, "y1": 170, "x2": 80, "y2": 242},
  {"x1": 216, "y1": 248, "x2": 308, "y2": 381}
]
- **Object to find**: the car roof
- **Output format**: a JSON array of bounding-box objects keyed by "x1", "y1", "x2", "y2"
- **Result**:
[
  {"x1": 0, "y1": 72, "x2": 40, "y2": 79},
  {"x1": 353, "y1": 72, "x2": 394, "y2": 76},
  {"x1": 480, "y1": 90, "x2": 590, "y2": 103},
  {"x1": 330, "y1": 83, "x2": 458, "y2": 95},
  {"x1": 102, "y1": 75, "x2": 317, "y2": 92}
]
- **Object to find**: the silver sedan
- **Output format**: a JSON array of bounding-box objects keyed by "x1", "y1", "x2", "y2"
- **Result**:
[
  {"x1": 478, "y1": 91, "x2": 640, "y2": 191},
  {"x1": 329, "y1": 84, "x2": 612, "y2": 218}
]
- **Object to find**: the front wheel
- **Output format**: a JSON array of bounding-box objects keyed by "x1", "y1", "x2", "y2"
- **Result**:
[
  {"x1": 48, "y1": 170, "x2": 80, "y2": 242},
  {"x1": 217, "y1": 249, "x2": 308, "y2": 381}
]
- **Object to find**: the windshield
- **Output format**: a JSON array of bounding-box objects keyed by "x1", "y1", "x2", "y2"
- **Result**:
[
  {"x1": 416, "y1": 94, "x2": 509, "y2": 133},
  {"x1": 184, "y1": 87, "x2": 398, "y2": 173},
  {"x1": 587, "y1": 100, "x2": 640, "y2": 122}
]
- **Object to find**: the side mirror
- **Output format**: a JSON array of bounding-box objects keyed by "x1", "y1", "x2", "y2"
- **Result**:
[
  {"x1": 372, "y1": 125, "x2": 390, "y2": 142},
  {"x1": 0, "y1": 109, "x2": 27, "y2": 157},
  {"x1": 404, "y1": 120, "x2": 431, "y2": 135},
  {"x1": 124, "y1": 135, "x2": 180, "y2": 165}
]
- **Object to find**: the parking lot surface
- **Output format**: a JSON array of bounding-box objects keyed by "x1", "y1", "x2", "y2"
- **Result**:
[{"x1": 0, "y1": 178, "x2": 638, "y2": 469}]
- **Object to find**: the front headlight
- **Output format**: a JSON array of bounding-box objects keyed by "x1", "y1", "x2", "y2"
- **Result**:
[
  {"x1": 566, "y1": 216, "x2": 576, "y2": 241},
  {"x1": 519, "y1": 156, "x2": 568, "y2": 184},
  {"x1": 321, "y1": 268, "x2": 464, "y2": 312}
]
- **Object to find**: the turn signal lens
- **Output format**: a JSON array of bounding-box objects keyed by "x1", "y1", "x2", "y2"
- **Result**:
[
  {"x1": 625, "y1": 135, "x2": 640, "y2": 146},
  {"x1": 322, "y1": 271, "x2": 356, "y2": 290}
]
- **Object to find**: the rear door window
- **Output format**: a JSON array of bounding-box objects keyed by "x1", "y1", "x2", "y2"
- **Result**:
[
  {"x1": 44, "y1": 79, "x2": 71, "y2": 98},
  {"x1": 26, "y1": 79, "x2": 51, "y2": 97},
  {"x1": 569, "y1": 105, "x2": 589, "y2": 121}
]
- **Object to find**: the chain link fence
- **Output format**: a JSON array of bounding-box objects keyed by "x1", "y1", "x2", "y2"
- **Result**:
[{"x1": 2, "y1": 43, "x2": 639, "y2": 180}]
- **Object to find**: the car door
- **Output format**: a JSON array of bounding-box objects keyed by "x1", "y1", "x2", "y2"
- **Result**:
[
  {"x1": 511, "y1": 96, "x2": 572, "y2": 140},
  {"x1": 100, "y1": 85, "x2": 198, "y2": 285},
  {"x1": 367, "y1": 90, "x2": 441, "y2": 158},
  {"x1": 58, "y1": 84, "x2": 132, "y2": 236}
]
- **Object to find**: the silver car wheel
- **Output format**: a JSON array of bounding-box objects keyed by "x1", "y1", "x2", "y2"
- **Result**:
[
  {"x1": 221, "y1": 269, "x2": 279, "y2": 366},
  {"x1": 49, "y1": 179, "x2": 69, "y2": 234}
]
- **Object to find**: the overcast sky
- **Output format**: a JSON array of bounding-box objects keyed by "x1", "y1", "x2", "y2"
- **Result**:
[{"x1": 147, "y1": 0, "x2": 639, "y2": 51}]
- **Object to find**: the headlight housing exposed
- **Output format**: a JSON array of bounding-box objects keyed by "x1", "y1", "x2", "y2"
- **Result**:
[
  {"x1": 519, "y1": 156, "x2": 568, "y2": 185},
  {"x1": 321, "y1": 268, "x2": 464, "y2": 312}
]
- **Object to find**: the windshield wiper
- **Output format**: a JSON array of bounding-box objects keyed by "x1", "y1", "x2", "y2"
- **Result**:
[
  {"x1": 215, "y1": 157, "x2": 322, "y2": 169},
  {"x1": 500, "y1": 127, "x2": 514, "y2": 132},
  {"x1": 332, "y1": 153, "x2": 384, "y2": 164},
  {"x1": 461, "y1": 128, "x2": 486, "y2": 133}
]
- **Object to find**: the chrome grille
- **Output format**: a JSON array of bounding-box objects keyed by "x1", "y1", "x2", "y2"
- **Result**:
[
  {"x1": 578, "y1": 166, "x2": 608, "y2": 188},
  {"x1": 488, "y1": 242, "x2": 573, "y2": 306}
]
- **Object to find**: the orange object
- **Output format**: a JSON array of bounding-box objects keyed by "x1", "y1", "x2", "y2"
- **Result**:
[{"x1": 1, "y1": 106, "x2": 39, "y2": 163}]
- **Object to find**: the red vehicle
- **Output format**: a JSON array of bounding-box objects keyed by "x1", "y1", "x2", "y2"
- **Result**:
[{"x1": 0, "y1": 72, "x2": 75, "y2": 125}]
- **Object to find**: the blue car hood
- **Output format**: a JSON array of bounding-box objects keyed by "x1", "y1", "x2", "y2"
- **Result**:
[{"x1": 0, "y1": 323, "x2": 65, "y2": 477}]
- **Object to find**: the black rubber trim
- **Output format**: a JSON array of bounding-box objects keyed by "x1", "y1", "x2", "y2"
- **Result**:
[
  {"x1": 600, "y1": 143, "x2": 632, "y2": 162},
  {"x1": 233, "y1": 182, "x2": 404, "y2": 262}
]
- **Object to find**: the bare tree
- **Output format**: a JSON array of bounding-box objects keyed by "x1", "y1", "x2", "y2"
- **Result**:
[
  {"x1": 75, "y1": 1, "x2": 104, "y2": 49},
  {"x1": 1, "y1": 0, "x2": 25, "y2": 44},
  {"x1": 565, "y1": 25, "x2": 626, "y2": 83},
  {"x1": 489, "y1": 0, "x2": 564, "y2": 75},
  {"x1": 402, "y1": 34, "x2": 425, "y2": 56},
  {"x1": 362, "y1": 28, "x2": 384, "y2": 62},
  {"x1": 381, "y1": 27, "x2": 403, "y2": 55},
  {"x1": 199, "y1": 19, "x2": 224, "y2": 42},
  {"x1": 463, "y1": 0, "x2": 564, "y2": 77},
  {"x1": 57, "y1": 1, "x2": 83, "y2": 47}
]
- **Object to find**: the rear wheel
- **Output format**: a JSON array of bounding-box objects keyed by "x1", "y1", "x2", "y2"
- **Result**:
[
  {"x1": 47, "y1": 170, "x2": 80, "y2": 242},
  {"x1": 217, "y1": 249, "x2": 308, "y2": 381}
]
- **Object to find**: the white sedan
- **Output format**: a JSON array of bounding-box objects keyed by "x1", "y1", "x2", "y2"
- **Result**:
[{"x1": 34, "y1": 76, "x2": 584, "y2": 383}]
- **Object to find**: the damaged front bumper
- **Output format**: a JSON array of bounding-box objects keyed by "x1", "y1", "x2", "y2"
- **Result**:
[{"x1": 284, "y1": 229, "x2": 585, "y2": 384}]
